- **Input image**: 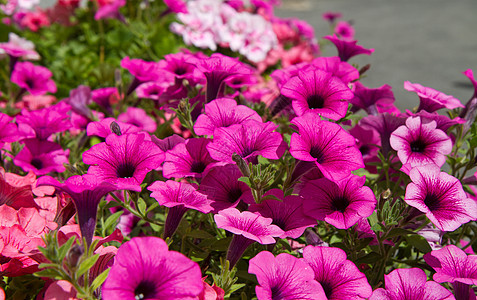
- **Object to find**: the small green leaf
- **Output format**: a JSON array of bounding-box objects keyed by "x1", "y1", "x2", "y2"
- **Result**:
[
  {"x1": 90, "y1": 268, "x2": 110, "y2": 291},
  {"x1": 103, "y1": 211, "x2": 123, "y2": 233},
  {"x1": 385, "y1": 228, "x2": 416, "y2": 239},
  {"x1": 406, "y1": 235, "x2": 432, "y2": 253},
  {"x1": 150, "y1": 222, "x2": 162, "y2": 232},
  {"x1": 77, "y1": 254, "x2": 100, "y2": 277},
  {"x1": 356, "y1": 252, "x2": 382, "y2": 264},
  {"x1": 34, "y1": 268, "x2": 64, "y2": 280},
  {"x1": 186, "y1": 230, "x2": 214, "y2": 239},
  {"x1": 57, "y1": 236, "x2": 77, "y2": 262},
  {"x1": 137, "y1": 198, "x2": 147, "y2": 215},
  {"x1": 238, "y1": 177, "x2": 251, "y2": 186}
]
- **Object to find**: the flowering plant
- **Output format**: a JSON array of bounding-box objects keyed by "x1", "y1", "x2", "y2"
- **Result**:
[{"x1": 0, "y1": 1, "x2": 476, "y2": 299}]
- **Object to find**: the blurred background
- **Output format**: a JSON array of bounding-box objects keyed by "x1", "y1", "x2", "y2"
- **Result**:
[{"x1": 277, "y1": 0, "x2": 477, "y2": 110}]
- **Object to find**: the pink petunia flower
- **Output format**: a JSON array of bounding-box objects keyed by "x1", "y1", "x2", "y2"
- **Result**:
[
  {"x1": 324, "y1": 34, "x2": 374, "y2": 62},
  {"x1": 120, "y1": 57, "x2": 164, "y2": 95},
  {"x1": 162, "y1": 138, "x2": 217, "y2": 180},
  {"x1": 349, "y1": 81, "x2": 396, "y2": 115},
  {"x1": 199, "y1": 164, "x2": 254, "y2": 212},
  {"x1": 0, "y1": 112, "x2": 19, "y2": 148},
  {"x1": 94, "y1": 0, "x2": 126, "y2": 21},
  {"x1": 207, "y1": 121, "x2": 285, "y2": 164},
  {"x1": 148, "y1": 180, "x2": 213, "y2": 239},
  {"x1": 20, "y1": 10, "x2": 50, "y2": 31},
  {"x1": 16, "y1": 106, "x2": 71, "y2": 140},
  {"x1": 214, "y1": 208, "x2": 284, "y2": 268},
  {"x1": 86, "y1": 118, "x2": 141, "y2": 138},
  {"x1": 194, "y1": 98, "x2": 262, "y2": 136},
  {"x1": 14, "y1": 139, "x2": 69, "y2": 175},
  {"x1": 82, "y1": 132, "x2": 164, "y2": 192},
  {"x1": 249, "y1": 251, "x2": 326, "y2": 300},
  {"x1": 311, "y1": 56, "x2": 359, "y2": 85},
  {"x1": 334, "y1": 21, "x2": 355, "y2": 41},
  {"x1": 37, "y1": 174, "x2": 118, "y2": 245},
  {"x1": 322, "y1": 12, "x2": 342, "y2": 23},
  {"x1": 369, "y1": 268, "x2": 455, "y2": 300},
  {"x1": 303, "y1": 245, "x2": 373, "y2": 299},
  {"x1": 300, "y1": 174, "x2": 376, "y2": 229},
  {"x1": 250, "y1": 189, "x2": 316, "y2": 238},
  {"x1": 405, "y1": 164, "x2": 477, "y2": 232},
  {"x1": 102, "y1": 237, "x2": 203, "y2": 299},
  {"x1": 118, "y1": 107, "x2": 157, "y2": 133},
  {"x1": 0, "y1": 33, "x2": 39, "y2": 60},
  {"x1": 11, "y1": 62, "x2": 56, "y2": 96},
  {"x1": 404, "y1": 81, "x2": 464, "y2": 113},
  {"x1": 390, "y1": 116, "x2": 452, "y2": 169},
  {"x1": 410, "y1": 110, "x2": 465, "y2": 133},
  {"x1": 281, "y1": 67, "x2": 354, "y2": 119},
  {"x1": 135, "y1": 82, "x2": 167, "y2": 102},
  {"x1": 91, "y1": 87, "x2": 119, "y2": 115},
  {"x1": 424, "y1": 245, "x2": 477, "y2": 300},
  {"x1": 289, "y1": 113, "x2": 364, "y2": 181}
]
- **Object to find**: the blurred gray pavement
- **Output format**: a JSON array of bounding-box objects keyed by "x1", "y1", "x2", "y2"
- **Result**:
[{"x1": 276, "y1": 0, "x2": 477, "y2": 111}]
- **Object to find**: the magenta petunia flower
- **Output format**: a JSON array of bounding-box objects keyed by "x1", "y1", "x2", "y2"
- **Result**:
[
  {"x1": 120, "y1": 57, "x2": 163, "y2": 95},
  {"x1": 16, "y1": 106, "x2": 71, "y2": 140},
  {"x1": 197, "y1": 53, "x2": 254, "y2": 102},
  {"x1": 37, "y1": 174, "x2": 118, "y2": 245},
  {"x1": 0, "y1": 113, "x2": 19, "y2": 148},
  {"x1": 214, "y1": 208, "x2": 284, "y2": 268},
  {"x1": 359, "y1": 113, "x2": 406, "y2": 158},
  {"x1": 322, "y1": 11, "x2": 342, "y2": 23},
  {"x1": 163, "y1": 138, "x2": 217, "y2": 179},
  {"x1": 249, "y1": 251, "x2": 326, "y2": 300},
  {"x1": 148, "y1": 180, "x2": 213, "y2": 239},
  {"x1": 281, "y1": 67, "x2": 353, "y2": 120},
  {"x1": 83, "y1": 132, "x2": 164, "y2": 192},
  {"x1": 369, "y1": 268, "x2": 455, "y2": 300},
  {"x1": 311, "y1": 56, "x2": 359, "y2": 85},
  {"x1": 303, "y1": 245, "x2": 373, "y2": 300},
  {"x1": 86, "y1": 118, "x2": 141, "y2": 138},
  {"x1": 411, "y1": 110, "x2": 465, "y2": 133},
  {"x1": 349, "y1": 81, "x2": 395, "y2": 115},
  {"x1": 91, "y1": 87, "x2": 119, "y2": 115},
  {"x1": 324, "y1": 34, "x2": 374, "y2": 62},
  {"x1": 250, "y1": 189, "x2": 316, "y2": 238},
  {"x1": 207, "y1": 121, "x2": 285, "y2": 164},
  {"x1": 94, "y1": 0, "x2": 126, "y2": 21},
  {"x1": 194, "y1": 98, "x2": 262, "y2": 136},
  {"x1": 404, "y1": 164, "x2": 477, "y2": 232},
  {"x1": 289, "y1": 113, "x2": 364, "y2": 181},
  {"x1": 404, "y1": 81, "x2": 464, "y2": 113},
  {"x1": 349, "y1": 124, "x2": 380, "y2": 167},
  {"x1": 135, "y1": 82, "x2": 166, "y2": 102},
  {"x1": 14, "y1": 139, "x2": 69, "y2": 175},
  {"x1": 63, "y1": 85, "x2": 92, "y2": 118},
  {"x1": 163, "y1": 0, "x2": 188, "y2": 14},
  {"x1": 424, "y1": 245, "x2": 477, "y2": 300},
  {"x1": 118, "y1": 107, "x2": 157, "y2": 133},
  {"x1": 334, "y1": 21, "x2": 355, "y2": 41},
  {"x1": 102, "y1": 237, "x2": 203, "y2": 299},
  {"x1": 151, "y1": 134, "x2": 185, "y2": 152},
  {"x1": 159, "y1": 52, "x2": 204, "y2": 85},
  {"x1": 0, "y1": 33, "x2": 39, "y2": 60},
  {"x1": 199, "y1": 164, "x2": 254, "y2": 212},
  {"x1": 11, "y1": 62, "x2": 56, "y2": 96},
  {"x1": 300, "y1": 174, "x2": 376, "y2": 229},
  {"x1": 390, "y1": 116, "x2": 452, "y2": 168}
]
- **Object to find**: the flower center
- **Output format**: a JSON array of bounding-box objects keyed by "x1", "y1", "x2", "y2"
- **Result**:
[
  {"x1": 190, "y1": 161, "x2": 207, "y2": 174},
  {"x1": 307, "y1": 94, "x2": 325, "y2": 109},
  {"x1": 331, "y1": 196, "x2": 350, "y2": 213},
  {"x1": 270, "y1": 285, "x2": 284, "y2": 300},
  {"x1": 116, "y1": 162, "x2": 136, "y2": 178},
  {"x1": 410, "y1": 139, "x2": 426, "y2": 153},
  {"x1": 25, "y1": 78, "x2": 35, "y2": 89},
  {"x1": 175, "y1": 67, "x2": 187, "y2": 76},
  {"x1": 320, "y1": 280, "x2": 333, "y2": 298},
  {"x1": 424, "y1": 193, "x2": 441, "y2": 211},
  {"x1": 227, "y1": 188, "x2": 243, "y2": 203},
  {"x1": 134, "y1": 280, "x2": 156, "y2": 300},
  {"x1": 360, "y1": 145, "x2": 370, "y2": 156},
  {"x1": 30, "y1": 158, "x2": 44, "y2": 170},
  {"x1": 309, "y1": 146, "x2": 325, "y2": 163}
]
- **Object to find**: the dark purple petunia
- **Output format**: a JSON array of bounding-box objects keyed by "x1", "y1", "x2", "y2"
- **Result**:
[
  {"x1": 214, "y1": 208, "x2": 283, "y2": 268},
  {"x1": 404, "y1": 81, "x2": 464, "y2": 113},
  {"x1": 349, "y1": 81, "x2": 396, "y2": 115},
  {"x1": 281, "y1": 67, "x2": 353, "y2": 120},
  {"x1": 194, "y1": 98, "x2": 262, "y2": 136},
  {"x1": 289, "y1": 113, "x2": 364, "y2": 181},
  {"x1": 162, "y1": 138, "x2": 217, "y2": 180},
  {"x1": 249, "y1": 251, "x2": 326, "y2": 300},
  {"x1": 148, "y1": 180, "x2": 213, "y2": 239},
  {"x1": 82, "y1": 132, "x2": 164, "y2": 192},
  {"x1": 207, "y1": 121, "x2": 285, "y2": 164},
  {"x1": 404, "y1": 164, "x2": 477, "y2": 232},
  {"x1": 37, "y1": 174, "x2": 118, "y2": 245},
  {"x1": 102, "y1": 237, "x2": 203, "y2": 299},
  {"x1": 303, "y1": 245, "x2": 373, "y2": 300},
  {"x1": 197, "y1": 53, "x2": 254, "y2": 102},
  {"x1": 250, "y1": 189, "x2": 316, "y2": 238},
  {"x1": 390, "y1": 116, "x2": 452, "y2": 169},
  {"x1": 14, "y1": 139, "x2": 69, "y2": 175},
  {"x1": 16, "y1": 106, "x2": 71, "y2": 140},
  {"x1": 300, "y1": 174, "x2": 376, "y2": 229},
  {"x1": 199, "y1": 164, "x2": 254, "y2": 212},
  {"x1": 369, "y1": 268, "x2": 455, "y2": 300},
  {"x1": 324, "y1": 34, "x2": 374, "y2": 62},
  {"x1": 424, "y1": 245, "x2": 477, "y2": 300},
  {"x1": 11, "y1": 62, "x2": 57, "y2": 96}
]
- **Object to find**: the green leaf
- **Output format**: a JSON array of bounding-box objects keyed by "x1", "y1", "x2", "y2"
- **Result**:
[
  {"x1": 57, "y1": 236, "x2": 77, "y2": 262},
  {"x1": 137, "y1": 197, "x2": 147, "y2": 216},
  {"x1": 76, "y1": 254, "x2": 100, "y2": 277},
  {"x1": 229, "y1": 283, "x2": 246, "y2": 295},
  {"x1": 385, "y1": 228, "x2": 416, "y2": 239},
  {"x1": 356, "y1": 252, "x2": 382, "y2": 264},
  {"x1": 90, "y1": 268, "x2": 110, "y2": 291},
  {"x1": 186, "y1": 230, "x2": 214, "y2": 239},
  {"x1": 103, "y1": 211, "x2": 123, "y2": 233},
  {"x1": 238, "y1": 177, "x2": 251, "y2": 186},
  {"x1": 34, "y1": 268, "x2": 64, "y2": 280},
  {"x1": 406, "y1": 235, "x2": 432, "y2": 253},
  {"x1": 150, "y1": 222, "x2": 162, "y2": 232}
]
